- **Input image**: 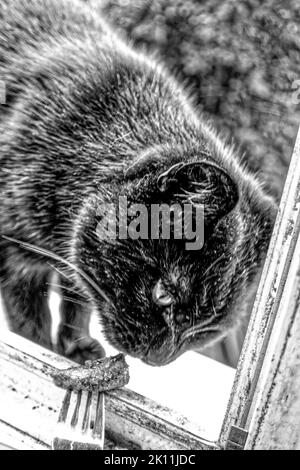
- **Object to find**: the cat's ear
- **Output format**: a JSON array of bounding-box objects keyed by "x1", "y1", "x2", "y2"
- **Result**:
[{"x1": 157, "y1": 161, "x2": 239, "y2": 224}]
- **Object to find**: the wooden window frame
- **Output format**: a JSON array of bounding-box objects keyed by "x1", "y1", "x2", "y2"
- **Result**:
[{"x1": 221, "y1": 126, "x2": 300, "y2": 450}]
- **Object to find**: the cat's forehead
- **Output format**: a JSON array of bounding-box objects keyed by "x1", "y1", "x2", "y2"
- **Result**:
[{"x1": 161, "y1": 262, "x2": 192, "y2": 291}]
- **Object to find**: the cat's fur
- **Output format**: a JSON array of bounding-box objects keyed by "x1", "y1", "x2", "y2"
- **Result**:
[{"x1": 0, "y1": 0, "x2": 277, "y2": 365}]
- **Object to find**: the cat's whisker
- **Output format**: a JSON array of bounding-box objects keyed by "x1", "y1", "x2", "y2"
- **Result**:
[
  {"x1": 48, "y1": 263, "x2": 92, "y2": 303},
  {"x1": 180, "y1": 324, "x2": 220, "y2": 344},
  {"x1": 43, "y1": 290, "x2": 87, "y2": 307},
  {"x1": 47, "y1": 262, "x2": 72, "y2": 281},
  {"x1": 59, "y1": 295, "x2": 88, "y2": 307},
  {"x1": 3, "y1": 235, "x2": 112, "y2": 305},
  {"x1": 211, "y1": 296, "x2": 222, "y2": 318},
  {"x1": 47, "y1": 281, "x2": 86, "y2": 299},
  {"x1": 62, "y1": 323, "x2": 85, "y2": 332},
  {"x1": 72, "y1": 336, "x2": 88, "y2": 343}
]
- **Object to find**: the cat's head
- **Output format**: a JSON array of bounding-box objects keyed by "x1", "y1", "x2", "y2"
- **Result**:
[{"x1": 73, "y1": 144, "x2": 277, "y2": 366}]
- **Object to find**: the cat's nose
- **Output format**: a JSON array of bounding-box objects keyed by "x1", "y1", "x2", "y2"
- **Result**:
[{"x1": 152, "y1": 279, "x2": 173, "y2": 307}]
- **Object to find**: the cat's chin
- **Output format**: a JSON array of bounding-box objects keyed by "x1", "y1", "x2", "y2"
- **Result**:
[
  {"x1": 142, "y1": 346, "x2": 185, "y2": 367},
  {"x1": 141, "y1": 328, "x2": 224, "y2": 367}
]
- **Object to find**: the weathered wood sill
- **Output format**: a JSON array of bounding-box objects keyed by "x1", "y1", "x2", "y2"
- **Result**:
[{"x1": 0, "y1": 330, "x2": 218, "y2": 450}]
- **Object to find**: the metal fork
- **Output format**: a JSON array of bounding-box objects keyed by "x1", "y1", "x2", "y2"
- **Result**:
[{"x1": 53, "y1": 389, "x2": 105, "y2": 450}]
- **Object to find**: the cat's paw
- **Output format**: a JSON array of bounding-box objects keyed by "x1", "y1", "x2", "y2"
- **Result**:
[{"x1": 57, "y1": 332, "x2": 106, "y2": 365}]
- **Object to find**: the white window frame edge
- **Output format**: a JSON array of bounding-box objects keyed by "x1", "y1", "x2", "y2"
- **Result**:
[{"x1": 219, "y1": 125, "x2": 300, "y2": 449}]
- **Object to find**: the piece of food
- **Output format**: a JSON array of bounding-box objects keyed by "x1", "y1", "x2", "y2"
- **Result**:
[{"x1": 53, "y1": 354, "x2": 130, "y2": 392}]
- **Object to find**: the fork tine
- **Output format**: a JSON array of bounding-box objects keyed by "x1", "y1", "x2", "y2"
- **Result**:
[
  {"x1": 93, "y1": 392, "x2": 105, "y2": 443},
  {"x1": 71, "y1": 390, "x2": 82, "y2": 428},
  {"x1": 82, "y1": 391, "x2": 92, "y2": 433},
  {"x1": 55, "y1": 389, "x2": 106, "y2": 450},
  {"x1": 58, "y1": 389, "x2": 72, "y2": 423}
]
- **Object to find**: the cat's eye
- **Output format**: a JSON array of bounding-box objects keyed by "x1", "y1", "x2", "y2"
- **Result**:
[{"x1": 152, "y1": 279, "x2": 174, "y2": 307}]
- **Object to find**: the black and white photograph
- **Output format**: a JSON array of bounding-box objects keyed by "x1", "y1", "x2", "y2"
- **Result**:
[{"x1": 0, "y1": 0, "x2": 300, "y2": 452}]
